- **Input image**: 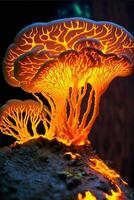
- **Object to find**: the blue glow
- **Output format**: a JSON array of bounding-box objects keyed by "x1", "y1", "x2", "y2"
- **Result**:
[{"x1": 57, "y1": 1, "x2": 91, "y2": 18}]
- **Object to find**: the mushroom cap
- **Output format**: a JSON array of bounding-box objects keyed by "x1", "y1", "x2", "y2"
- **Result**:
[
  {"x1": 0, "y1": 99, "x2": 42, "y2": 116},
  {"x1": 3, "y1": 17, "x2": 134, "y2": 93},
  {"x1": 29, "y1": 47, "x2": 132, "y2": 94}
]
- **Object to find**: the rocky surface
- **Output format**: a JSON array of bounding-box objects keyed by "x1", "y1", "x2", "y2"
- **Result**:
[{"x1": 0, "y1": 137, "x2": 133, "y2": 200}]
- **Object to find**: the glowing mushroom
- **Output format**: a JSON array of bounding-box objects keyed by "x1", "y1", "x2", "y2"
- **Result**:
[
  {"x1": 0, "y1": 99, "x2": 48, "y2": 143},
  {"x1": 3, "y1": 18, "x2": 134, "y2": 145}
]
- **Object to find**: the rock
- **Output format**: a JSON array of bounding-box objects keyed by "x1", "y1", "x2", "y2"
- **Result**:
[{"x1": 0, "y1": 137, "x2": 133, "y2": 200}]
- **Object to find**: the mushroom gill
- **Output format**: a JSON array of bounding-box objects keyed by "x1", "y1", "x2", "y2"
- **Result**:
[
  {"x1": 3, "y1": 18, "x2": 134, "y2": 146},
  {"x1": 0, "y1": 99, "x2": 47, "y2": 143}
]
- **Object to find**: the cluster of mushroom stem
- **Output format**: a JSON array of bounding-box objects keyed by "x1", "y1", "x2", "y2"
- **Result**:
[{"x1": 39, "y1": 80, "x2": 100, "y2": 146}]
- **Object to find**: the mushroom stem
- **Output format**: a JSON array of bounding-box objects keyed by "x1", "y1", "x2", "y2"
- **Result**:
[
  {"x1": 73, "y1": 86, "x2": 84, "y2": 130},
  {"x1": 67, "y1": 89, "x2": 75, "y2": 126},
  {"x1": 33, "y1": 93, "x2": 52, "y2": 118},
  {"x1": 71, "y1": 90, "x2": 100, "y2": 145},
  {"x1": 78, "y1": 87, "x2": 94, "y2": 131},
  {"x1": 84, "y1": 90, "x2": 100, "y2": 136},
  {"x1": 32, "y1": 93, "x2": 43, "y2": 111}
]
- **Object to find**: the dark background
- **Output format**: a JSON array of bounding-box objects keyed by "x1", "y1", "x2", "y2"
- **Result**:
[{"x1": 0, "y1": 0, "x2": 134, "y2": 187}]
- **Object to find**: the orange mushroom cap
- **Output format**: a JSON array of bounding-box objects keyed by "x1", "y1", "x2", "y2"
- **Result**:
[
  {"x1": 3, "y1": 18, "x2": 134, "y2": 93},
  {"x1": 29, "y1": 47, "x2": 132, "y2": 95}
]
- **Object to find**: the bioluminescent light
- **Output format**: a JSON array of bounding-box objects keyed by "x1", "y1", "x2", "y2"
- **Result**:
[{"x1": 2, "y1": 18, "x2": 134, "y2": 146}]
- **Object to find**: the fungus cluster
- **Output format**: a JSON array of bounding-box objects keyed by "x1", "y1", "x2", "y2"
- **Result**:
[
  {"x1": 1, "y1": 17, "x2": 134, "y2": 145},
  {"x1": 0, "y1": 18, "x2": 134, "y2": 200}
]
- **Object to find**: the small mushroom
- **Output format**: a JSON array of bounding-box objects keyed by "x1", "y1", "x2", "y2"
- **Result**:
[{"x1": 0, "y1": 99, "x2": 48, "y2": 143}]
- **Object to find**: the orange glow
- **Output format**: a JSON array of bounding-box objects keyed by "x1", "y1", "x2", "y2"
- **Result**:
[
  {"x1": 89, "y1": 158, "x2": 127, "y2": 199},
  {"x1": 90, "y1": 158, "x2": 120, "y2": 180},
  {"x1": 104, "y1": 184, "x2": 123, "y2": 200},
  {"x1": 2, "y1": 18, "x2": 134, "y2": 146},
  {"x1": 64, "y1": 152, "x2": 81, "y2": 159},
  {"x1": 3, "y1": 18, "x2": 134, "y2": 87},
  {"x1": 0, "y1": 99, "x2": 47, "y2": 143},
  {"x1": 77, "y1": 188, "x2": 124, "y2": 200},
  {"x1": 77, "y1": 191, "x2": 96, "y2": 200}
]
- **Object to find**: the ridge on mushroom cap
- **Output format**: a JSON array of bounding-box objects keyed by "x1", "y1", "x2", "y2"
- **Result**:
[
  {"x1": 0, "y1": 99, "x2": 42, "y2": 114},
  {"x1": 27, "y1": 47, "x2": 132, "y2": 95},
  {"x1": 3, "y1": 17, "x2": 134, "y2": 89}
]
